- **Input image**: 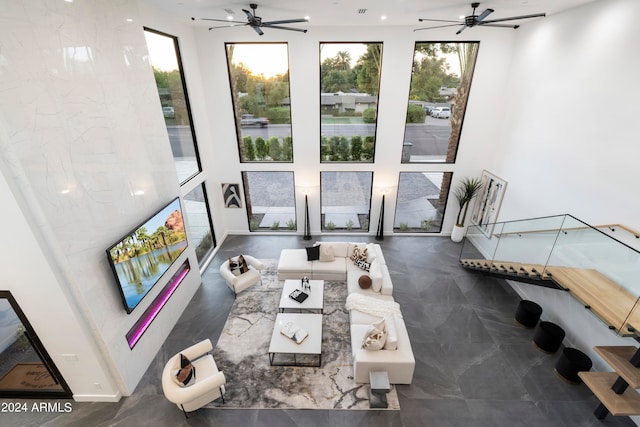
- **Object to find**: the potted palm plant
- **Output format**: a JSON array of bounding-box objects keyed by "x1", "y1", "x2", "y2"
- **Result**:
[{"x1": 451, "y1": 177, "x2": 482, "y2": 242}]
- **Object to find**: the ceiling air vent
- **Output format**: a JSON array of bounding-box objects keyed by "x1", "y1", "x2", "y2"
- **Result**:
[
  {"x1": 358, "y1": 9, "x2": 367, "y2": 14},
  {"x1": 224, "y1": 9, "x2": 234, "y2": 14}
]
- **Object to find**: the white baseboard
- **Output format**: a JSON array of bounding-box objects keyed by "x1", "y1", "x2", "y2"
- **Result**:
[{"x1": 72, "y1": 391, "x2": 122, "y2": 402}]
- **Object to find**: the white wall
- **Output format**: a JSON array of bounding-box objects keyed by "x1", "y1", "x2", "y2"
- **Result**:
[
  {"x1": 480, "y1": 1, "x2": 640, "y2": 419},
  {"x1": 0, "y1": 0, "x2": 202, "y2": 399},
  {"x1": 488, "y1": 0, "x2": 640, "y2": 230}
]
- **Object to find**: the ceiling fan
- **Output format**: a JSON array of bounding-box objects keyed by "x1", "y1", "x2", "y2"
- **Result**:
[
  {"x1": 191, "y1": 3, "x2": 308, "y2": 36},
  {"x1": 414, "y1": 2, "x2": 545, "y2": 35}
]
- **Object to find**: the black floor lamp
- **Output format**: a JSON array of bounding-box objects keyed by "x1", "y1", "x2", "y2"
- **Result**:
[
  {"x1": 303, "y1": 193, "x2": 311, "y2": 240},
  {"x1": 376, "y1": 194, "x2": 385, "y2": 241}
]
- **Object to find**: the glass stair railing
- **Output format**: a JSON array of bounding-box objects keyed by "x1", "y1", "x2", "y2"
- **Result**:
[
  {"x1": 460, "y1": 214, "x2": 640, "y2": 420},
  {"x1": 459, "y1": 214, "x2": 640, "y2": 338}
]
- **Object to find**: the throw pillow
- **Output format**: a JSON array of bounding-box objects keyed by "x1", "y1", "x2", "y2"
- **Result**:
[
  {"x1": 361, "y1": 319, "x2": 387, "y2": 351},
  {"x1": 358, "y1": 275, "x2": 372, "y2": 289},
  {"x1": 354, "y1": 259, "x2": 370, "y2": 271},
  {"x1": 369, "y1": 260, "x2": 383, "y2": 292},
  {"x1": 350, "y1": 245, "x2": 368, "y2": 263},
  {"x1": 229, "y1": 255, "x2": 249, "y2": 276},
  {"x1": 175, "y1": 353, "x2": 196, "y2": 386},
  {"x1": 306, "y1": 245, "x2": 320, "y2": 261},
  {"x1": 319, "y1": 244, "x2": 335, "y2": 262}
]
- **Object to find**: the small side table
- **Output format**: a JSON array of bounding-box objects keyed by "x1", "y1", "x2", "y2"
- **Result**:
[{"x1": 369, "y1": 371, "x2": 390, "y2": 408}]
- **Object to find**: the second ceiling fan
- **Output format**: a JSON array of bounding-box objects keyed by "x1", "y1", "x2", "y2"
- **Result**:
[{"x1": 415, "y1": 2, "x2": 545, "y2": 34}]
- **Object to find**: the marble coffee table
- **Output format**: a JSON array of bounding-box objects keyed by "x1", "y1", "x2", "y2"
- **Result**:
[
  {"x1": 278, "y1": 279, "x2": 324, "y2": 313},
  {"x1": 268, "y1": 313, "x2": 323, "y2": 367}
]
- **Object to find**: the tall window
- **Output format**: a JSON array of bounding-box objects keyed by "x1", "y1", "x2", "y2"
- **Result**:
[
  {"x1": 242, "y1": 172, "x2": 296, "y2": 231},
  {"x1": 226, "y1": 43, "x2": 293, "y2": 163},
  {"x1": 393, "y1": 172, "x2": 452, "y2": 233},
  {"x1": 320, "y1": 171, "x2": 372, "y2": 231},
  {"x1": 402, "y1": 42, "x2": 479, "y2": 163},
  {"x1": 144, "y1": 28, "x2": 201, "y2": 183},
  {"x1": 320, "y1": 43, "x2": 382, "y2": 162},
  {"x1": 144, "y1": 28, "x2": 217, "y2": 268},
  {"x1": 183, "y1": 184, "x2": 216, "y2": 264}
]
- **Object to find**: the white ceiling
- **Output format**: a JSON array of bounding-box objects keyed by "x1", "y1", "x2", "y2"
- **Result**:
[{"x1": 149, "y1": 0, "x2": 598, "y2": 29}]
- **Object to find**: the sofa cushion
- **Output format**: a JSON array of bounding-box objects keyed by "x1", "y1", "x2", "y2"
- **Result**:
[
  {"x1": 312, "y1": 257, "x2": 347, "y2": 277},
  {"x1": 364, "y1": 243, "x2": 385, "y2": 265},
  {"x1": 383, "y1": 315, "x2": 398, "y2": 350},
  {"x1": 319, "y1": 244, "x2": 335, "y2": 262},
  {"x1": 278, "y1": 249, "x2": 312, "y2": 275},
  {"x1": 306, "y1": 245, "x2": 320, "y2": 261},
  {"x1": 315, "y1": 241, "x2": 349, "y2": 258},
  {"x1": 380, "y1": 264, "x2": 393, "y2": 296}
]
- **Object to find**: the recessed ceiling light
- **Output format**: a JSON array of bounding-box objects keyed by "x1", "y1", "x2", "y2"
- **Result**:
[
  {"x1": 381, "y1": 15, "x2": 387, "y2": 20},
  {"x1": 459, "y1": 15, "x2": 465, "y2": 19},
  {"x1": 126, "y1": 18, "x2": 133, "y2": 22},
  {"x1": 304, "y1": 16, "x2": 310, "y2": 21},
  {"x1": 64, "y1": 0, "x2": 73, "y2": 3},
  {"x1": 227, "y1": 15, "x2": 234, "y2": 20}
]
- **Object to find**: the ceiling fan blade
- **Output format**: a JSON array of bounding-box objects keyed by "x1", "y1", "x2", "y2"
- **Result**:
[
  {"x1": 413, "y1": 24, "x2": 465, "y2": 32},
  {"x1": 251, "y1": 25, "x2": 264, "y2": 36},
  {"x1": 262, "y1": 24, "x2": 308, "y2": 33},
  {"x1": 476, "y1": 8, "x2": 495, "y2": 22},
  {"x1": 207, "y1": 23, "x2": 249, "y2": 30},
  {"x1": 242, "y1": 9, "x2": 255, "y2": 19},
  {"x1": 456, "y1": 25, "x2": 468, "y2": 35},
  {"x1": 192, "y1": 17, "x2": 247, "y2": 24},
  {"x1": 481, "y1": 13, "x2": 546, "y2": 24},
  {"x1": 261, "y1": 18, "x2": 308, "y2": 25},
  {"x1": 477, "y1": 23, "x2": 520, "y2": 29},
  {"x1": 417, "y1": 18, "x2": 461, "y2": 23}
]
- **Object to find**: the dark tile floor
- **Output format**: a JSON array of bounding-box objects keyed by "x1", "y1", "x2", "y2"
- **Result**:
[{"x1": 2, "y1": 236, "x2": 635, "y2": 426}]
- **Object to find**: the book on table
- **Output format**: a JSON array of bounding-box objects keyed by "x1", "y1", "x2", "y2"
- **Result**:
[
  {"x1": 289, "y1": 289, "x2": 309, "y2": 303},
  {"x1": 280, "y1": 322, "x2": 309, "y2": 344}
]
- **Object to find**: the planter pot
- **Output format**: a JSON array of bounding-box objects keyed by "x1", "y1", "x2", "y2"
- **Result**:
[{"x1": 451, "y1": 225, "x2": 465, "y2": 243}]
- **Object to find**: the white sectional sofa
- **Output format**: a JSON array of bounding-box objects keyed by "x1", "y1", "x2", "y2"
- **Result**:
[{"x1": 277, "y1": 241, "x2": 415, "y2": 384}]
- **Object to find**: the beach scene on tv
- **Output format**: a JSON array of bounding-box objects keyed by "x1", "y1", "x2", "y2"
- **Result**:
[{"x1": 108, "y1": 199, "x2": 188, "y2": 311}]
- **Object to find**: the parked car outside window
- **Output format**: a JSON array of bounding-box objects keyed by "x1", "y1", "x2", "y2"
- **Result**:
[
  {"x1": 162, "y1": 106, "x2": 175, "y2": 118},
  {"x1": 432, "y1": 107, "x2": 451, "y2": 119}
]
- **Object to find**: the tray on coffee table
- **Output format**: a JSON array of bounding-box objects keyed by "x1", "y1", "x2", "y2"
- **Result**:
[{"x1": 279, "y1": 279, "x2": 324, "y2": 313}]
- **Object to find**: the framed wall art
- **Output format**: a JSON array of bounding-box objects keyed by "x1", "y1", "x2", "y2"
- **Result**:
[
  {"x1": 470, "y1": 170, "x2": 507, "y2": 237},
  {"x1": 222, "y1": 183, "x2": 242, "y2": 208}
]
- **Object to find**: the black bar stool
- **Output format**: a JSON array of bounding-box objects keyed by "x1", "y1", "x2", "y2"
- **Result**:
[
  {"x1": 554, "y1": 347, "x2": 593, "y2": 383},
  {"x1": 515, "y1": 300, "x2": 543, "y2": 328},
  {"x1": 533, "y1": 321, "x2": 565, "y2": 353}
]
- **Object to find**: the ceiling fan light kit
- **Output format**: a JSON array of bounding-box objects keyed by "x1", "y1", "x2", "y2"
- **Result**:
[
  {"x1": 414, "y1": 2, "x2": 545, "y2": 34},
  {"x1": 192, "y1": 3, "x2": 308, "y2": 35}
]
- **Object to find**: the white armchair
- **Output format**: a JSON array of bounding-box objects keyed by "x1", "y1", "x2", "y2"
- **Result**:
[
  {"x1": 219, "y1": 254, "x2": 264, "y2": 295},
  {"x1": 162, "y1": 339, "x2": 226, "y2": 417}
]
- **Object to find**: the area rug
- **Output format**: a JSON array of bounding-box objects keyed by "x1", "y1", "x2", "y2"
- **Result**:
[{"x1": 206, "y1": 259, "x2": 400, "y2": 410}]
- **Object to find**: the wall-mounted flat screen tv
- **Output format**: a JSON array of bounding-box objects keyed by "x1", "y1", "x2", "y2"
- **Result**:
[{"x1": 106, "y1": 197, "x2": 188, "y2": 314}]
